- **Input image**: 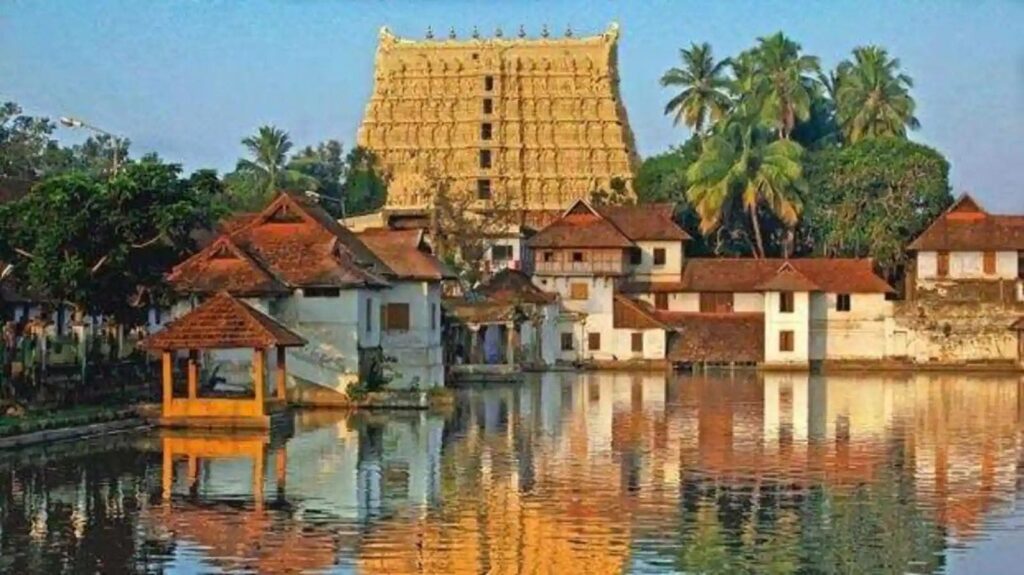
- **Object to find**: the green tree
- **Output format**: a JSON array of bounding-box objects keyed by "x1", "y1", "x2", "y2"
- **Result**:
[
  {"x1": 0, "y1": 102, "x2": 66, "y2": 179},
  {"x1": 226, "y1": 125, "x2": 315, "y2": 211},
  {"x1": 834, "y1": 46, "x2": 919, "y2": 142},
  {"x1": 289, "y1": 139, "x2": 345, "y2": 205},
  {"x1": 746, "y1": 32, "x2": 821, "y2": 140},
  {"x1": 660, "y1": 43, "x2": 733, "y2": 136},
  {"x1": 686, "y1": 115, "x2": 807, "y2": 258},
  {"x1": 800, "y1": 137, "x2": 951, "y2": 279},
  {"x1": 339, "y1": 145, "x2": 387, "y2": 215},
  {"x1": 0, "y1": 160, "x2": 221, "y2": 322}
]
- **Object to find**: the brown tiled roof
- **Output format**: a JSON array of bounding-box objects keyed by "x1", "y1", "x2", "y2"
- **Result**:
[
  {"x1": 754, "y1": 263, "x2": 821, "y2": 292},
  {"x1": 680, "y1": 258, "x2": 893, "y2": 294},
  {"x1": 168, "y1": 237, "x2": 289, "y2": 296},
  {"x1": 908, "y1": 194, "x2": 1024, "y2": 251},
  {"x1": 613, "y1": 294, "x2": 669, "y2": 329},
  {"x1": 142, "y1": 292, "x2": 306, "y2": 350},
  {"x1": 479, "y1": 268, "x2": 556, "y2": 304},
  {"x1": 527, "y1": 201, "x2": 635, "y2": 249},
  {"x1": 663, "y1": 313, "x2": 765, "y2": 363},
  {"x1": 619, "y1": 280, "x2": 687, "y2": 294},
  {"x1": 442, "y1": 299, "x2": 518, "y2": 325},
  {"x1": 1011, "y1": 317, "x2": 1024, "y2": 330},
  {"x1": 356, "y1": 228, "x2": 454, "y2": 280},
  {"x1": 597, "y1": 203, "x2": 691, "y2": 241}
]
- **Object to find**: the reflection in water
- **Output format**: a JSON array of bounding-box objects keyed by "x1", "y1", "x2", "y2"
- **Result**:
[{"x1": 1, "y1": 372, "x2": 1023, "y2": 573}]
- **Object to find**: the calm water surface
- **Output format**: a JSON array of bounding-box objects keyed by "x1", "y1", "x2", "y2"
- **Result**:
[{"x1": 1, "y1": 372, "x2": 1023, "y2": 574}]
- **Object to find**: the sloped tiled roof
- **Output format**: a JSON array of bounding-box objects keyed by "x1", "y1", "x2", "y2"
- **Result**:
[
  {"x1": 613, "y1": 294, "x2": 669, "y2": 330},
  {"x1": 680, "y1": 258, "x2": 893, "y2": 294},
  {"x1": 754, "y1": 263, "x2": 821, "y2": 292},
  {"x1": 442, "y1": 299, "x2": 519, "y2": 325},
  {"x1": 663, "y1": 312, "x2": 765, "y2": 363},
  {"x1": 597, "y1": 203, "x2": 690, "y2": 241},
  {"x1": 168, "y1": 236, "x2": 289, "y2": 296},
  {"x1": 478, "y1": 268, "x2": 556, "y2": 304},
  {"x1": 908, "y1": 194, "x2": 1024, "y2": 251},
  {"x1": 355, "y1": 228, "x2": 454, "y2": 281},
  {"x1": 1010, "y1": 317, "x2": 1024, "y2": 330},
  {"x1": 142, "y1": 292, "x2": 306, "y2": 350}
]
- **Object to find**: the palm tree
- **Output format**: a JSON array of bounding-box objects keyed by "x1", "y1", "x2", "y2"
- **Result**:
[
  {"x1": 748, "y1": 32, "x2": 821, "y2": 140},
  {"x1": 231, "y1": 125, "x2": 317, "y2": 210},
  {"x1": 834, "y1": 46, "x2": 919, "y2": 142},
  {"x1": 660, "y1": 42, "x2": 732, "y2": 137},
  {"x1": 685, "y1": 115, "x2": 807, "y2": 258}
]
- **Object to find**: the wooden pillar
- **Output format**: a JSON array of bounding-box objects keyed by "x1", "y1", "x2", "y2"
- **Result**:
[
  {"x1": 275, "y1": 346, "x2": 287, "y2": 400},
  {"x1": 253, "y1": 348, "x2": 265, "y2": 415},
  {"x1": 161, "y1": 438, "x2": 173, "y2": 503},
  {"x1": 161, "y1": 350, "x2": 173, "y2": 415},
  {"x1": 187, "y1": 350, "x2": 198, "y2": 399},
  {"x1": 275, "y1": 448, "x2": 287, "y2": 497},
  {"x1": 506, "y1": 321, "x2": 516, "y2": 366},
  {"x1": 468, "y1": 326, "x2": 481, "y2": 364},
  {"x1": 253, "y1": 448, "x2": 265, "y2": 513}
]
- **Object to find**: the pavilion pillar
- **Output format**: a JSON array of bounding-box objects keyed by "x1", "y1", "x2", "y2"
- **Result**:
[
  {"x1": 253, "y1": 448, "x2": 266, "y2": 513},
  {"x1": 468, "y1": 326, "x2": 481, "y2": 364},
  {"x1": 275, "y1": 346, "x2": 287, "y2": 401},
  {"x1": 505, "y1": 321, "x2": 516, "y2": 366},
  {"x1": 161, "y1": 350, "x2": 173, "y2": 415},
  {"x1": 253, "y1": 348, "x2": 265, "y2": 415},
  {"x1": 187, "y1": 350, "x2": 199, "y2": 399},
  {"x1": 161, "y1": 438, "x2": 173, "y2": 503}
]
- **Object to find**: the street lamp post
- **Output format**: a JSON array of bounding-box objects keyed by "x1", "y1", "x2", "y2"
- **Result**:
[
  {"x1": 59, "y1": 116, "x2": 123, "y2": 175},
  {"x1": 304, "y1": 190, "x2": 347, "y2": 219}
]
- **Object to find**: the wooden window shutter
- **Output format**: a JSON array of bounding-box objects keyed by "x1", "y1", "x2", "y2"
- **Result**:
[
  {"x1": 779, "y1": 330, "x2": 795, "y2": 352},
  {"x1": 588, "y1": 332, "x2": 601, "y2": 351},
  {"x1": 631, "y1": 333, "x2": 643, "y2": 353},
  {"x1": 570, "y1": 283, "x2": 589, "y2": 300},
  {"x1": 655, "y1": 293, "x2": 669, "y2": 310},
  {"x1": 937, "y1": 251, "x2": 949, "y2": 277},
  {"x1": 983, "y1": 251, "x2": 996, "y2": 274}
]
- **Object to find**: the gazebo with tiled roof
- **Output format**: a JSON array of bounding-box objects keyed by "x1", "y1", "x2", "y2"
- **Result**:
[{"x1": 142, "y1": 292, "x2": 306, "y2": 428}]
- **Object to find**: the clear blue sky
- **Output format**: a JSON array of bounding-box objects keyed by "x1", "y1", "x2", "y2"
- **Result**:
[{"x1": 2, "y1": 0, "x2": 1022, "y2": 211}]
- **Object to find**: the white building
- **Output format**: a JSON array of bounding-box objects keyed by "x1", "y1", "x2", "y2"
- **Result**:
[{"x1": 166, "y1": 192, "x2": 450, "y2": 402}]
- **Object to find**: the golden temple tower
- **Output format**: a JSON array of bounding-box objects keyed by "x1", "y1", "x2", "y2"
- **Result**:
[{"x1": 356, "y1": 23, "x2": 639, "y2": 211}]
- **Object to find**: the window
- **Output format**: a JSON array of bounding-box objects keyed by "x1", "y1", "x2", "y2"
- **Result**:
[
  {"x1": 572, "y1": 251, "x2": 584, "y2": 262},
  {"x1": 304, "y1": 287, "x2": 340, "y2": 297},
  {"x1": 381, "y1": 303, "x2": 410, "y2": 332},
  {"x1": 477, "y1": 178, "x2": 491, "y2": 200},
  {"x1": 479, "y1": 149, "x2": 492, "y2": 169},
  {"x1": 779, "y1": 330, "x2": 795, "y2": 352},
  {"x1": 491, "y1": 244, "x2": 513, "y2": 261},
  {"x1": 653, "y1": 248, "x2": 666, "y2": 266},
  {"x1": 561, "y1": 332, "x2": 574, "y2": 351},
  {"x1": 431, "y1": 302, "x2": 438, "y2": 331},
  {"x1": 570, "y1": 282, "x2": 589, "y2": 300},
  {"x1": 631, "y1": 333, "x2": 644, "y2": 353},
  {"x1": 654, "y1": 293, "x2": 669, "y2": 310},
  {"x1": 628, "y1": 247, "x2": 642, "y2": 265},
  {"x1": 588, "y1": 333, "x2": 601, "y2": 351},
  {"x1": 1019, "y1": 251, "x2": 1024, "y2": 280},
  {"x1": 983, "y1": 251, "x2": 996, "y2": 274},
  {"x1": 543, "y1": 251, "x2": 554, "y2": 262},
  {"x1": 699, "y1": 292, "x2": 734, "y2": 313},
  {"x1": 482, "y1": 98, "x2": 493, "y2": 114},
  {"x1": 481, "y1": 123, "x2": 492, "y2": 140},
  {"x1": 779, "y1": 292, "x2": 795, "y2": 313},
  {"x1": 937, "y1": 251, "x2": 949, "y2": 277},
  {"x1": 484, "y1": 75, "x2": 494, "y2": 91},
  {"x1": 365, "y1": 298, "x2": 373, "y2": 333},
  {"x1": 836, "y1": 293, "x2": 851, "y2": 312}
]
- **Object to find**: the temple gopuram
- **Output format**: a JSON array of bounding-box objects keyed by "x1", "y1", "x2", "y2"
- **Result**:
[{"x1": 356, "y1": 23, "x2": 639, "y2": 211}]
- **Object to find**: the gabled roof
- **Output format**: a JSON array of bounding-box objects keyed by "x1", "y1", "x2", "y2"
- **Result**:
[
  {"x1": 908, "y1": 193, "x2": 1024, "y2": 251},
  {"x1": 754, "y1": 262, "x2": 821, "y2": 292},
  {"x1": 527, "y1": 200, "x2": 690, "y2": 249},
  {"x1": 613, "y1": 294, "x2": 669, "y2": 330},
  {"x1": 527, "y1": 200, "x2": 635, "y2": 249},
  {"x1": 168, "y1": 236, "x2": 289, "y2": 296},
  {"x1": 142, "y1": 292, "x2": 306, "y2": 350},
  {"x1": 478, "y1": 268, "x2": 557, "y2": 304},
  {"x1": 597, "y1": 203, "x2": 691, "y2": 241},
  {"x1": 679, "y1": 258, "x2": 893, "y2": 294},
  {"x1": 355, "y1": 228, "x2": 455, "y2": 281},
  {"x1": 664, "y1": 313, "x2": 765, "y2": 363}
]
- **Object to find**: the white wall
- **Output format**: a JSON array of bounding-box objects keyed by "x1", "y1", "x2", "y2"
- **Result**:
[
  {"x1": 630, "y1": 241, "x2": 683, "y2": 281},
  {"x1": 380, "y1": 281, "x2": 444, "y2": 389},
  {"x1": 918, "y1": 250, "x2": 1019, "y2": 280},
  {"x1": 535, "y1": 275, "x2": 615, "y2": 316},
  {"x1": 811, "y1": 293, "x2": 893, "y2": 361},
  {"x1": 281, "y1": 290, "x2": 365, "y2": 392},
  {"x1": 483, "y1": 237, "x2": 529, "y2": 273},
  {"x1": 519, "y1": 303, "x2": 561, "y2": 366},
  {"x1": 764, "y1": 291, "x2": 810, "y2": 366},
  {"x1": 734, "y1": 293, "x2": 764, "y2": 312}
]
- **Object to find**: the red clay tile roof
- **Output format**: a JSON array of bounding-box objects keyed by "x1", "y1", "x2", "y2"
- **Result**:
[
  {"x1": 527, "y1": 201, "x2": 635, "y2": 249},
  {"x1": 355, "y1": 228, "x2": 454, "y2": 281},
  {"x1": 442, "y1": 299, "x2": 519, "y2": 324},
  {"x1": 908, "y1": 194, "x2": 1024, "y2": 251},
  {"x1": 167, "y1": 237, "x2": 289, "y2": 296},
  {"x1": 478, "y1": 269, "x2": 557, "y2": 304},
  {"x1": 663, "y1": 312, "x2": 765, "y2": 363},
  {"x1": 597, "y1": 203, "x2": 691, "y2": 241},
  {"x1": 754, "y1": 263, "x2": 821, "y2": 292},
  {"x1": 680, "y1": 258, "x2": 893, "y2": 294},
  {"x1": 613, "y1": 294, "x2": 670, "y2": 329},
  {"x1": 1011, "y1": 317, "x2": 1024, "y2": 330},
  {"x1": 142, "y1": 292, "x2": 306, "y2": 350}
]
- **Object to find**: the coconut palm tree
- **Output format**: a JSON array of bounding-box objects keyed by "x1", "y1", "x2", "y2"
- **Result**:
[
  {"x1": 747, "y1": 32, "x2": 821, "y2": 140},
  {"x1": 229, "y1": 125, "x2": 317, "y2": 210},
  {"x1": 660, "y1": 42, "x2": 733, "y2": 137},
  {"x1": 685, "y1": 114, "x2": 807, "y2": 258},
  {"x1": 834, "y1": 46, "x2": 919, "y2": 142}
]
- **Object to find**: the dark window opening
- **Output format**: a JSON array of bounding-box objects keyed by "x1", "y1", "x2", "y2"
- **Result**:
[
  {"x1": 572, "y1": 252, "x2": 584, "y2": 263},
  {"x1": 477, "y1": 178, "x2": 491, "y2": 200},
  {"x1": 543, "y1": 251, "x2": 554, "y2": 262},
  {"x1": 382, "y1": 303, "x2": 410, "y2": 332},
  {"x1": 561, "y1": 333, "x2": 574, "y2": 351},
  {"x1": 484, "y1": 75, "x2": 494, "y2": 91},
  {"x1": 305, "y1": 287, "x2": 341, "y2": 298},
  {"x1": 631, "y1": 333, "x2": 643, "y2": 353},
  {"x1": 653, "y1": 248, "x2": 666, "y2": 266},
  {"x1": 628, "y1": 247, "x2": 642, "y2": 265},
  {"x1": 479, "y1": 149, "x2": 492, "y2": 169},
  {"x1": 481, "y1": 123, "x2": 493, "y2": 140},
  {"x1": 699, "y1": 292, "x2": 733, "y2": 313},
  {"x1": 654, "y1": 293, "x2": 669, "y2": 310},
  {"x1": 779, "y1": 330, "x2": 795, "y2": 352},
  {"x1": 491, "y1": 245, "x2": 513, "y2": 261},
  {"x1": 483, "y1": 98, "x2": 493, "y2": 114},
  {"x1": 780, "y1": 292, "x2": 795, "y2": 313},
  {"x1": 836, "y1": 293, "x2": 851, "y2": 312}
]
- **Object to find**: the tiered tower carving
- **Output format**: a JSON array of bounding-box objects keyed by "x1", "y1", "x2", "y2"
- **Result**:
[{"x1": 356, "y1": 23, "x2": 639, "y2": 211}]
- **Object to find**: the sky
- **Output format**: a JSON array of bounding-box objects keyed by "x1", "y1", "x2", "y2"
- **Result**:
[{"x1": 2, "y1": 0, "x2": 1022, "y2": 211}]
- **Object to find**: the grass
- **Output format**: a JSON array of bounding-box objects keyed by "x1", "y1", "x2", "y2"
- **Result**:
[{"x1": 0, "y1": 404, "x2": 137, "y2": 438}]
